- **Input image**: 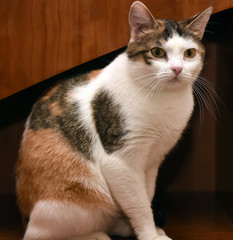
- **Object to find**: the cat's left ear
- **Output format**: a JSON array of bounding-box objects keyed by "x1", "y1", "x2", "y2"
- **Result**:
[
  {"x1": 129, "y1": 1, "x2": 158, "y2": 42},
  {"x1": 182, "y1": 7, "x2": 213, "y2": 39}
]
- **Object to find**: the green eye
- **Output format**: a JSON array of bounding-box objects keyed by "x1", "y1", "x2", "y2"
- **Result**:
[
  {"x1": 151, "y1": 47, "x2": 166, "y2": 58},
  {"x1": 184, "y1": 48, "x2": 196, "y2": 58}
]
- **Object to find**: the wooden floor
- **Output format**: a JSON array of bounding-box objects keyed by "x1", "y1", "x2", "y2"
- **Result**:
[
  {"x1": 1, "y1": 193, "x2": 233, "y2": 240},
  {"x1": 163, "y1": 194, "x2": 233, "y2": 240}
]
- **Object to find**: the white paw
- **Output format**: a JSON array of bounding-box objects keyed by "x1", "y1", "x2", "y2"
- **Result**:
[
  {"x1": 155, "y1": 236, "x2": 172, "y2": 240},
  {"x1": 90, "y1": 232, "x2": 111, "y2": 240},
  {"x1": 156, "y1": 227, "x2": 166, "y2": 236},
  {"x1": 72, "y1": 232, "x2": 111, "y2": 240},
  {"x1": 154, "y1": 227, "x2": 172, "y2": 240}
]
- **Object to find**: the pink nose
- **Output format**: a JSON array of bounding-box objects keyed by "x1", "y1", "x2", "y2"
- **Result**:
[{"x1": 171, "y1": 66, "x2": 183, "y2": 76}]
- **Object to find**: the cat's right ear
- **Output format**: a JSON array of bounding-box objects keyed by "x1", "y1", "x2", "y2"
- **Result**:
[
  {"x1": 182, "y1": 7, "x2": 212, "y2": 39},
  {"x1": 129, "y1": 1, "x2": 158, "y2": 42}
]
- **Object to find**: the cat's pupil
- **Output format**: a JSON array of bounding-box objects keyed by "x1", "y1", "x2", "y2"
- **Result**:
[{"x1": 187, "y1": 50, "x2": 192, "y2": 56}]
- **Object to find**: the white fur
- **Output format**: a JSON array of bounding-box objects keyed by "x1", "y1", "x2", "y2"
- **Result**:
[
  {"x1": 24, "y1": 200, "x2": 114, "y2": 240},
  {"x1": 25, "y1": 34, "x2": 203, "y2": 240}
]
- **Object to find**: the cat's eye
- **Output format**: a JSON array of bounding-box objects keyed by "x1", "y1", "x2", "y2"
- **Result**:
[
  {"x1": 184, "y1": 48, "x2": 196, "y2": 58},
  {"x1": 151, "y1": 47, "x2": 166, "y2": 58}
]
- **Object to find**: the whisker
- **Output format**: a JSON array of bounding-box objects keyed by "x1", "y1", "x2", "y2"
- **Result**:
[
  {"x1": 143, "y1": 78, "x2": 164, "y2": 106},
  {"x1": 134, "y1": 72, "x2": 157, "y2": 81},
  {"x1": 193, "y1": 82, "x2": 218, "y2": 121},
  {"x1": 133, "y1": 71, "x2": 168, "y2": 101},
  {"x1": 183, "y1": 71, "x2": 222, "y2": 124},
  {"x1": 195, "y1": 81, "x2": 219, "y2": 109},
  {"x1": 192, "y1": 85, "x2": 205, "y2": 127},
  {"x1": 195, "y1": 76, "x2": 223, "y2": 107}
]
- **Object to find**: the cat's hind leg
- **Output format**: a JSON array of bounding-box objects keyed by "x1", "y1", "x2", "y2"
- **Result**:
[
  {"x1": 70, "y1": 232, "x2": 111, "y2": 240},
  {"x1": 23, "y1": 200, "x2": 112, "y2": 240},
  {"x1": 109, "y1": 217, "x2": 134, "y2": 237}
]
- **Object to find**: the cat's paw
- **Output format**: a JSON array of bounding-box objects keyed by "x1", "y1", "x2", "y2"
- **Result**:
[
  {"x1": 92, "y1": 232, "x2": 111, "y2": 240},
  {"x1": 154, "y1": 227, "x2": 172, "y2": 240},
  {"x1": 156, "y1": 227, "x2": 166, "y2": 236},
  {"x1": 90, "y1": 232, "x2": 111, "y2": 240},
  {"x1": 154, "y1": 236, "x2": 172, "y2": 240},
  {"x1": 72, "y1": 232, "x2": 111, "y2": 240}
]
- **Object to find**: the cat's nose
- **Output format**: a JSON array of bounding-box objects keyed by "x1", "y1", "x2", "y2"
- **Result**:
[{"x1": 171, "y1": 66, "x2": 183, "y2": 76}]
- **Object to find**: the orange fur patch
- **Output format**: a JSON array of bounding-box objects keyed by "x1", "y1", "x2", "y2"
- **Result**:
[
  {"x1": 40, "y1": 84, "x2": 60, "y2": 102},
  {"x1": 48, "y1": 101, "x2": 63, "y2": 116},
  {"x1": 16, "y1": 129, "x2": 113, "y2": 220},
  {"x1": 156, "y1": 20, "x2": 166, "y2": 34},
  {"x1": 87, "y1": 69, "x2": 102, "y2": 81}
]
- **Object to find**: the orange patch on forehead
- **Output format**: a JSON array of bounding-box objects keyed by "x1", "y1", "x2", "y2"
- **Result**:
[{"x1": 156, "y1": 21, "x2": 167, "y2": 36}]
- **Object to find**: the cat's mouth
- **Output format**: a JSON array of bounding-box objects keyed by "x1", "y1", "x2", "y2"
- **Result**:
[
  {"x1": 167, "y1": 75, "x2": 181, "y2": 82},
  {"x1": 166, "y1": 75, "x2": 188, "y2": 87},
  {"x1": 172, "y1": 76, "x2": 179, "y2": 81}
]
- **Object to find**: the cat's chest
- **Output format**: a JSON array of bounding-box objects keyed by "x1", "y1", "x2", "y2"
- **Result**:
[
  {"x1": 129, "y1": 91, "x2": 193, "y2": 134},
  {"x1": 123, "y1": 89, "x2": 194, "y2": 161},
  {"x1": 128, "y1": 109, "x2": 188, "y2": 151}
]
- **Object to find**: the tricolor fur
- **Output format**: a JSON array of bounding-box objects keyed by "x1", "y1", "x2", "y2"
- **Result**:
[{"x1": 16, "y1": 2, "x2": 212, "y2": 240}]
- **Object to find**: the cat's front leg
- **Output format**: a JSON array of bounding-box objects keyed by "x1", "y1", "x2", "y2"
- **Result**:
[
  {"x1": 155, "y1": 228, "x2": 172, "y2": 240},
  {"x1": 101, "y1": 158, "x2": 171, "y2": 240}
]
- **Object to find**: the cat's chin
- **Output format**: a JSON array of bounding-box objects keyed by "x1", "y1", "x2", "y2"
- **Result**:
[{"x1": 165, "y1": 76, "x2": 191, "y2": 89}]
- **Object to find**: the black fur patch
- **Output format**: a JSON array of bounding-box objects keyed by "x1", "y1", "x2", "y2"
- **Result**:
[
  {"x1": 28, "y1": 74, "x2": 93, "y2": 160},
  {"x1": 92, "y1": 90, "x2": 128, "y2": 154},
  {"x1": 56, "y1": 102, "x2": 93, "y2": 160},
  {"x1": 29, "y1": 100, "x2": 54, "y2": 130},
  {"x1": 162, "y1": 20, "x2": 183, "y2": 40}
]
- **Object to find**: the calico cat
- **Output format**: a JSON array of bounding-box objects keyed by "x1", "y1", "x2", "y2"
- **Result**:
[{"x1": 16, "y1": 1, "x2": 212, "y2": 240}]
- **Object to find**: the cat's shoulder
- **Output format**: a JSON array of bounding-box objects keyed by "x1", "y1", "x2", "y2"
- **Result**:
[
  {"x1": 28, "y1": 69, "x2": 103, "y2": 128},
  {"x1": 37, "y1": 69, "x2": 103, "y2": 103}
]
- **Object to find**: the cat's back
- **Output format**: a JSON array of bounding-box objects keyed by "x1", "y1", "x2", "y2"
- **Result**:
[
  {"x1": 28, "y1": 72, "x2": 95, "y2": 130},
  {"x1": 24, "y1": 70, "x2": 102, "y2": 154}
]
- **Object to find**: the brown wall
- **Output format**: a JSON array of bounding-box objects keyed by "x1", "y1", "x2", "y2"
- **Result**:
[{"x1": 1, "y1": 0, "x2": 232, "y2": 100}]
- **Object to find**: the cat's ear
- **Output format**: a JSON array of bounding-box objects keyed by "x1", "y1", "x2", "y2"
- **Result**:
[
  {"x1": 182, "y1": 7, "x2": 212, "y2": 39},
  {"x1": 129, "y1": 1, "x2": 158, "y2": 42}
]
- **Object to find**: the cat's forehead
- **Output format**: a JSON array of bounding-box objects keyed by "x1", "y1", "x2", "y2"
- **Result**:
[{"x1": 162, "y1": 34, "x2": 199, "y2": 53}]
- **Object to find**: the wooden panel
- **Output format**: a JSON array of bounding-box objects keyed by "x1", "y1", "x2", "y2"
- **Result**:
[
  {"x1": 0, "y1": 0, "x2": 233, "y2": 100},
  {"x1": 214, "y1": 9, "x2": 233, "y2": 221}
]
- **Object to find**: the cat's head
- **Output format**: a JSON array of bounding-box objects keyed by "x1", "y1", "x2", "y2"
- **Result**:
[{"x1": 127, "y1": 1, "x2": 212, "y2": 90}]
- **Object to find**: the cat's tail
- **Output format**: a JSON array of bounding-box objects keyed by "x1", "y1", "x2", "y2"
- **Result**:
[{"x1": 70, "y1": 232, "x2": 111, "y2": 240}]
